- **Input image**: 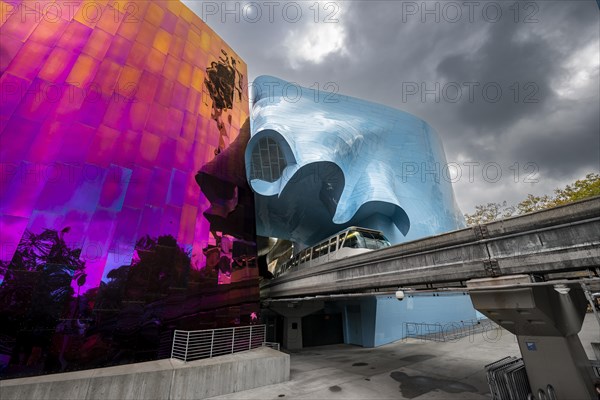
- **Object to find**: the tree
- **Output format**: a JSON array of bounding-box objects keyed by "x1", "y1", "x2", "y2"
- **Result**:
[
  {"x1": 465, "y1": 173, "x2": 600, "y2": 226},
  {"x1": 464, "y1": 201, "x2": 515, "y2": 226},
  {"x1": 552, "y1": 173, "x2": 600, "y2": 205},
  {"x1": 516, "y1": 194, "x2": 553, "y2": 214}
]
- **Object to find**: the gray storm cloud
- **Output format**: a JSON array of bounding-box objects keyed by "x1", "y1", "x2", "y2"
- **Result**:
[{"x1": 184, "y1": 0, "x2": 600, "y2": 213}]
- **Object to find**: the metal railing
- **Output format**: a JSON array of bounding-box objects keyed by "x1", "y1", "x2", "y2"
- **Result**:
[
  {"x1": 404, "y1": 319, "x2": 499, "y2": 342},
  {"x1": 261, "y1": 341, "x2": 280, "y2": 351},
  {"x1": 592, "y1": 359, "x2": 600, "y2": 378},
  {"x1": 171, "y1": 324, "x2": 267, "y2": 362},
  {"x1": 485, "y1": 356, "x2": 531, "y2": 400}
]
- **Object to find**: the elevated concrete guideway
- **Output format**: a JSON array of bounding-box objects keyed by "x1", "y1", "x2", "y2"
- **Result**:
[{"x1": 261, "y1": 196, "x2": 600, "y2": 300}]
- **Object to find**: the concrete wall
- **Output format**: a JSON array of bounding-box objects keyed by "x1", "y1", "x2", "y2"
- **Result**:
[
  {"x1": 0, "y1": 348, "x2": 289, "y2": 400},
  {"x1": 269, "y1": 301, "x2": 324, "y2": 350}
]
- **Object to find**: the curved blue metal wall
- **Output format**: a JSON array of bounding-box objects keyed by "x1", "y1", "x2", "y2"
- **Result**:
[{"x1": 246, "y1": 76, "x2": 465, "y2": 247}]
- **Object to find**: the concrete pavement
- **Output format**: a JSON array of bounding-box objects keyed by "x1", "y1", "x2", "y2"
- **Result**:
[{"x1": 209, "y1": 314, "x2": 599, "y2": 400}]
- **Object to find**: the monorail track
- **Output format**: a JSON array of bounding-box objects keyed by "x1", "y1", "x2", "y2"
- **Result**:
[{"x1": 261, "y1": 196, "x2": 600, "y2": 299}]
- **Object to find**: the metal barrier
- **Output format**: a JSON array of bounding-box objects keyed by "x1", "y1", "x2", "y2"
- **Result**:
[
  {"x1": 485, "y1": 356, "x2": 532, "y2": 400},
  {"x1": 486, "y1": 357, "x2": 599, "y2": 399},
  {"x1": 262, "y1": 341, "x2": 281, "y2": 351},
  {"x1": 404, "y1": 319, "x2": 499, "y2": 342},
  {"x1": 592, "y1": 359, "x2": 600, "y2": 378},
  {"x1": 171, "y1": 324, "x2": 267, "y2": 362}
]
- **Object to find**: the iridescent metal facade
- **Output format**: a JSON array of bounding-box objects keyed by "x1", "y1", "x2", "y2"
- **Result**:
[
  {"x1": 0, "y1": 0, "x2": 258, "y2": 378},
  {"x1": 247, "y1": 76, "x2": 465, "y2": 247}
]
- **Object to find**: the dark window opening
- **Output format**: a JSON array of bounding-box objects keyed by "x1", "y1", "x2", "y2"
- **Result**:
[{"x1": 250, "y1": 137, "x2": 287, "y2": 182}]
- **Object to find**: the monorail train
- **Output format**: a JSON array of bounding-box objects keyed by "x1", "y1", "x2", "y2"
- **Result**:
[{"x1": 273, "y1": 227, "x2": 391, "y2": 278}]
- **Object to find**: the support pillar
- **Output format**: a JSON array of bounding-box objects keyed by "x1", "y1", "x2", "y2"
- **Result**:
[
  {"x1": 469, "y1": 277, "x2": 596, "y2": 399},
  {"x1": 282, "y1": 316, "x2": 302, "y2": 350},
  {"x1": 268, "y1": 301, "x2": 324, "y2": 350}
]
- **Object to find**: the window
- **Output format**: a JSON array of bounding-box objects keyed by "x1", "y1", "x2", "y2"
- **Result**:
[
  {"x1": 359, "y1": 230, "x2": 391, "y2": 250},
  {"x1": 329, "y1": 238, "x2": 336, "y2": 253},
  {"x1": 250, "y1": 137, "x2": 287, "y2": 182},
  {"x1": 343, "y1": 232, "x2": 360, "y2": 249},
  {"x1": 300, "y1": 249, "x2": 311, "y2": 264},
  {"x1": 320, "y1": 242, "x2": 328, "y2": 256}
]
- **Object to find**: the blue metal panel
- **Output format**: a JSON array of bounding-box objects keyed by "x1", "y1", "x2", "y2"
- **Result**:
[
  {"x1": 247, "y1": 76, "x2": 465, "y2": 247},
  {"x1": 342, "y1": 298, "x2": 377, "y2": 347},
  {"x1": 373, "y1": 293, "x2": 478, "y2": 347},
  {"x1": 336, "y1": 294, "x2": 477, "y2": 348}
]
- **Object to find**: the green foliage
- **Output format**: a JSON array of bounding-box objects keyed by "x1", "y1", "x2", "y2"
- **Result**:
[
  {"x1": 552, "y1": 173, "x2": 600, "y2": 205},
  {"x1": 464, "y1": 201, "x2": 514, "y2": 226},
  {"x1": 465, "y1": 173, "x2": 600, "y2": 226},
  {"x1": 516, "y1": 194, "x2": 553, "y2": 214}
]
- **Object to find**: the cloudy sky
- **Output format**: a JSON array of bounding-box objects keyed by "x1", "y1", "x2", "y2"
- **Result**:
[{"x1": 183, "y1": 0, "x2": 599, "y2": 214}]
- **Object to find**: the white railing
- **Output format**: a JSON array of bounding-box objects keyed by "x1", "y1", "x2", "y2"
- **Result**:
[
  {"x1": 261, "y1": 341, "x2": 280, "y2": 351},
  {"x1": 404, "y1": 319, "x2": 499, "y2": 342},
  {"x1": 171, "y1": 325, "x2": 267, "y2": 362}
]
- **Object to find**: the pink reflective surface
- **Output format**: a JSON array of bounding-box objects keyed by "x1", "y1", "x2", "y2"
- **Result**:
[{"x1": 0, "y1": 0, "x2": 257, "y2": 378}]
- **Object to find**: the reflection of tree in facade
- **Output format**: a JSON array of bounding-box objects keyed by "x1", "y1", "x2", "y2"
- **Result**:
[
  {"x1": 92, "y1": 235, "x2": 197, "y2": 312},
  {"x1": 84, "y1": 234, "x2": 197, "y2": 368},
  {"x1": 87, "y1": 233, "x2": 258, "y2": 367},
  {"x1": 125, "y1": 235, "x2": 193, "y2": 301},
  {"x1": 0, "y1": 228, "x2": 85, "y2": 376},
  {"x1": 0, "y1": 228, "x2": 259, "y2": 378}
]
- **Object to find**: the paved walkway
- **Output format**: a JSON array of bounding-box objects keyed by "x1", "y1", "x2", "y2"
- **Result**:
[{"x1": 209, "y1": 314, "x2": 599, "y2": 399}]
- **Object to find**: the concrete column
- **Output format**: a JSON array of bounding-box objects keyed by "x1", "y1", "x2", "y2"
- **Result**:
[
  {"x1": 469, "y1": 277, "x2": 596, "y2": 399},
  {"x1": 267, "y1": 301, "x2": 324, "y2": 351},
  {"x1": 282, "y1": 316, "x2": 303, "y2": 350}
]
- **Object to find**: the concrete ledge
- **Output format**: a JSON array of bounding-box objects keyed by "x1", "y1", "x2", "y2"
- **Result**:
[{"x1": 0, "y1": 348, "x2": 289, "y2": 400}]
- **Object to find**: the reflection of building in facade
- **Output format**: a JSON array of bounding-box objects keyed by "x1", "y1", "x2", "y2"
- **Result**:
[
  {"x1": 247, "y1": 76, "x2": 465, "y2": 248},
  {"x1": 0, "y1": 1, "x2": 258, "y2": 378}
]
